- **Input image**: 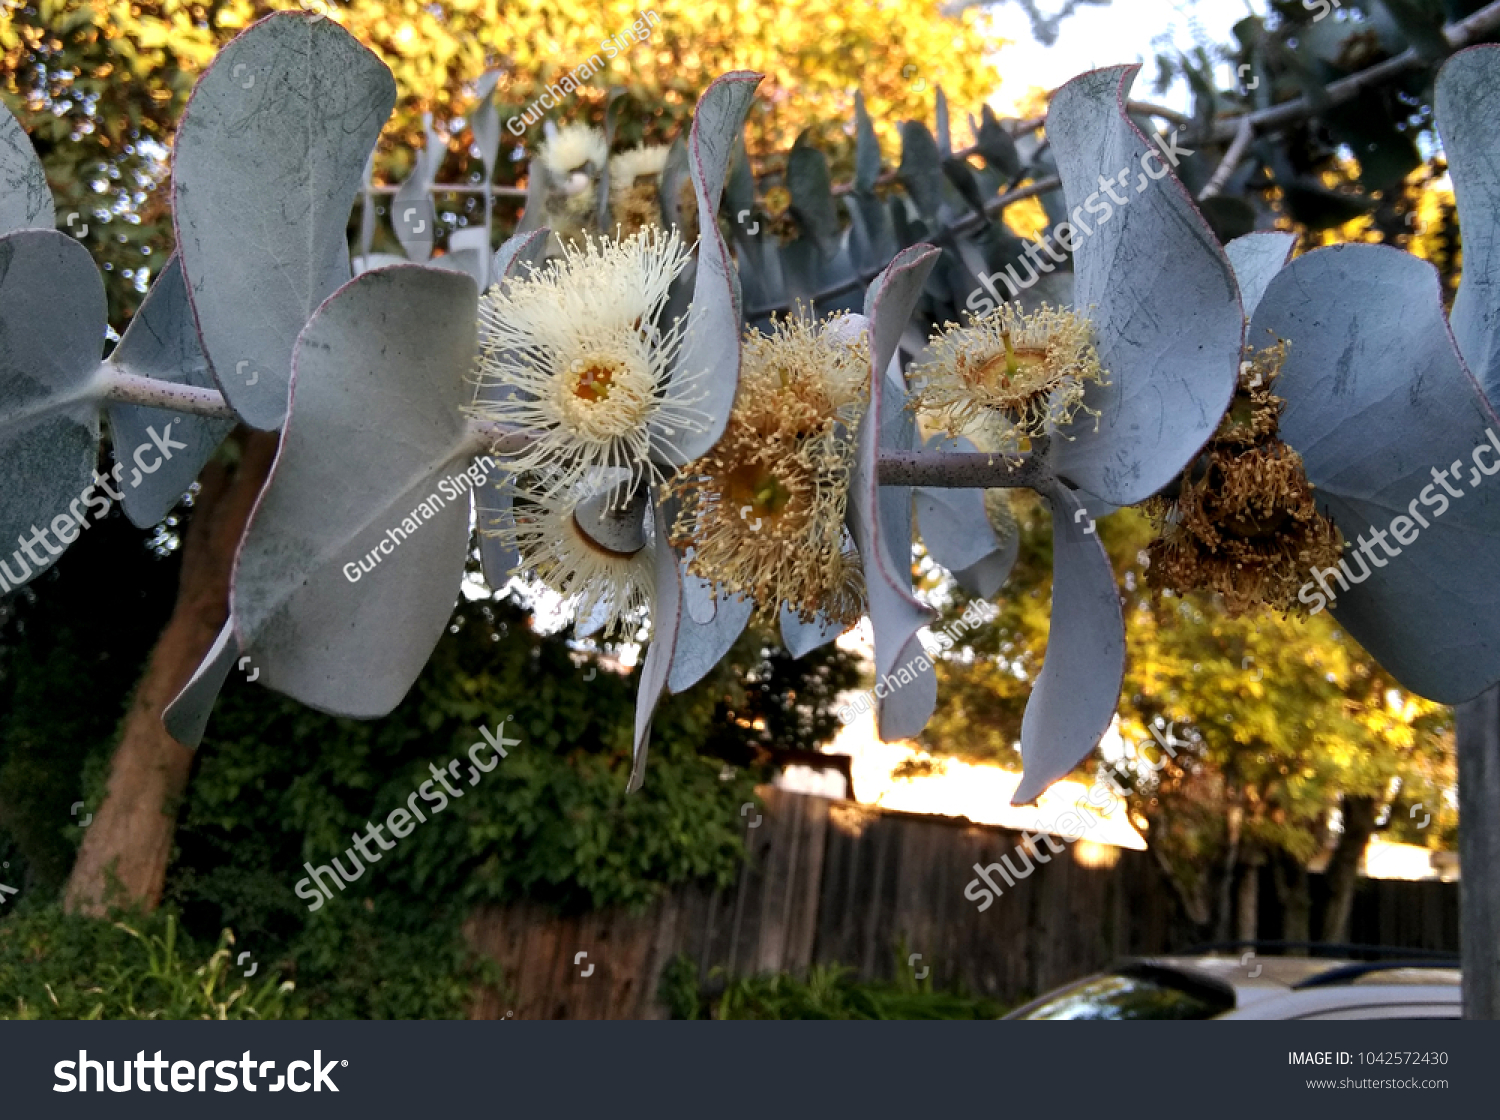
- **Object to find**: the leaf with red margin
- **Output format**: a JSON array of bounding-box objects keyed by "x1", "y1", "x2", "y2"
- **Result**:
[
  {"x1": 173, "y1": 12, "x2": 396, "y2": 431},
  {"x1": 649, "y1": 71, "x2": 762, "y2": 466},
  {"x1": 849, "y1": 244, "x2": 941, "y2": 741},
  {"x1": 231, "y1": 265, "x2": 481, "y2": 718},
  {"x1": 1253, "y1": 242, "x2": 1500, "y2": 704},
  {"x1": 1045, "y1": 65, "x2": 1243, "y2": 507}
]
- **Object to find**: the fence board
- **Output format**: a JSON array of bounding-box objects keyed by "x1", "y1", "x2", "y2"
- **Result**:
[{"x1": 464, "y1": 789, "x2": 1460, "y2": 1018}]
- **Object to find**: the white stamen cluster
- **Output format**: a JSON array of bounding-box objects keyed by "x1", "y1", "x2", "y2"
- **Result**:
[{"x1": 472, "y1": 228, "x2": 709, "y2": 497}]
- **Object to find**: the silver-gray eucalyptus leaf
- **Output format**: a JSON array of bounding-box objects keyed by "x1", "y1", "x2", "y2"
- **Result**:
[
  {"x1": 648, "y1": 71, "x2": 762, "y2": 466},
  {"x1": 107, "y1": 255, "x2": 234, "y2": 528},
  {"x1": 1438, "y1": 45, "x2": 1500, "y2": 402},
  {"x1": 0, "y1": 230, "x2": 105, "y2": 589},
  {"x1": 232, "y1": 265, "x2": 481, "y2": 717},
  {"x1": 173, "y1": 12, "x2": 396, "y2": 430},
  {"x1": 1253, "y1": 242, "x2": 1500, "y2": 704},
  {"x1": 851, "y1": 244, "x2": 941, "y2": 741},
  {"x1": 669, "y1": 581, "x2": 753, "y2": 694},
  {"x1": 0, "y1": 101, "x2": 53, "y2": 235},
  {"x1": 1012, "y1": 481, "x2": 1126, "y2": 805},
  {"x1": 1045, "y1": 65, "x2": 1243, "y2": 507},
  {"x1": 630, "y1": 501, "x2": 681, "y2": 791},
  {"x1": 1225, "y1": 230, "x2": 1296, "y2": 321},
  {"x1": 162, "y1": 620, "x2": 241, "y2": 748}
]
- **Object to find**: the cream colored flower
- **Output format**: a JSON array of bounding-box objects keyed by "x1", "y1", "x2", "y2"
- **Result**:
[
  {"x1": 667, "y1": 314, "x2": 870, "y2": 623},
  {"x1": 539, "y1": 123, "x2": 608, "y2": 184},
  {"x1": 608, "y1": 144, "x2": 673, "y2": 239},
  {"x1": 537, "y1": 124, "x2": 609, "y2": 252},
  {"x1": 913, "y1": 302, "x2": 1107, "y2": 448},
  {"x1": 609, "y1": 144, "x2": 671, "y2": 188},
  {"x1": 500, "y1": 470, "x2": 654, "y2": 637},
  {"x1": 471, "y1": 228, "x2": 709, "y2": 497}
]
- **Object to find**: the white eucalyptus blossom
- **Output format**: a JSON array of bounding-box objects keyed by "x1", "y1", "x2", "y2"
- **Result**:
[{"x1": 471, "y1": 228, "x2": 710, "y2": 499}]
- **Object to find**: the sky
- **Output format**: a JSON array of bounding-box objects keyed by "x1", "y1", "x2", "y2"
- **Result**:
[{"x1": 979, "y1": 0, "x2": 1257, "y2": 114}]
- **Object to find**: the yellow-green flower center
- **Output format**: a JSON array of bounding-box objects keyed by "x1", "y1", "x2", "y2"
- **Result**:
[
  {"x1": 571, "y1": 360, "x2": 619, "y2": 403},
  {"x1": 727, "y1": 464, "x2": 795, "y2": 521},
  {"x1": 972, "y1": 329, "x2": 1052, "y2": 395}
]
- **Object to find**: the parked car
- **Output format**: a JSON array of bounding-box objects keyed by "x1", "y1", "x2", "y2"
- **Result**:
[{"x1": 1004, "y1": 953, "x2": 1461, "y2": 1020}]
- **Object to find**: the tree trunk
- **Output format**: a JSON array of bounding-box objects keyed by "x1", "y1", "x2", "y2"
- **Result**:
[
  {"x1": 1455, "y1": 688, "x2": 1500, "y2": 1020},
  {"x1": 1321, "y1": 794, "x2": 1378, "y2": 944},
  {"x1": 1236, "y1": 849, "x2": 1262, "y2": 944},
  {"x1": 62, "y1": 429, "x2": 277, "y2": 916},
  {"x1": 1212, "y1": 803, "x2": 1243, "y2": 943},
  {"x1": 1272, "y1": 851, "x2": 1311, "y2": 944}
]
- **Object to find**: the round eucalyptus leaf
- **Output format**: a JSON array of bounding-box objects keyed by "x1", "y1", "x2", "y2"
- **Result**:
[
  {"x1": 0, "y1": 230, "x2": 105, "y2": 589},
  {"x1": 107, "y1": 255, "x2": 235, "y2": 528},
  {"x1": 1253, "y1": 243, "x2": 1500, "y2": 704},
  {"x1": 1045, "y1": 65, "x2": 1244, "y2": 507},
  {"x1": 232, "y1": 265, "x2": 481, "y2": 718},
  {"x1": 0, "y1": 100, "x2": 53, "y2": 234},
  {"x1": 173, "y1": 12, "x2": 397, "y2": 431},
  {"x1": 1438, "y1": 45, "x2": 1500, "y2": 402}
]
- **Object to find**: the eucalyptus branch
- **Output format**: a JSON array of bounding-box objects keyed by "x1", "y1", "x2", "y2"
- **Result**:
[
  {"x1": 98, "y1": 375, "x2": 542, "y2": 459},
  {"x1": 875, "y1": 449, "x2": 1050, "y2": 489},
  {"x1": 102, "y1": 375, "x2": 1052, "y2": 491},
  {"x1": 1198, "y1": 116, "x2": 1253, "y2": 202},
  {"x1": 745, "y1": 1, "x2": 1500, "y2": 321},
  {"x1": 825, "y1": 100, "x2": 1181, "y2": 199},
  {"x1": 362, "y1": 183, "x2": 528, "y2": 201},
  {"x1": 98, "y1": 370, "x2": 240, "y2": 419},
  {"x1": 1200, "y1": 0, "x2": 1500, "y2": 146}
]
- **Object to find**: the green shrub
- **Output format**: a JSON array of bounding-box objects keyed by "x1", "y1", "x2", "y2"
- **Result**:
[
  {"x1": 659, "y1": 953, "x2": 1008, "y2": 1020},
  {"x1": 0, "y1": 905, "x2": 301, "y2": 1020}
]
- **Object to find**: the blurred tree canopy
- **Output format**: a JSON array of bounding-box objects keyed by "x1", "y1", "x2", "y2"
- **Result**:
[
  {"x1": 1, "y1": 0, "x2": 1002, "y2": 323},
  {"x1": 920, "y1": 492, "x2": 1457, "y2": 939}
]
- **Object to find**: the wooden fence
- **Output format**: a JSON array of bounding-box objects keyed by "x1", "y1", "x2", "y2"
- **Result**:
[{"x1": 463, "y1": 786, "x2": 1458, "y2": 1019}]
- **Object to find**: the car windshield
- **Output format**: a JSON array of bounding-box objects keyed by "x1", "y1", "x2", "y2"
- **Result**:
[{"x1": 1010, "y1": 971, "x2": 1235, "y2": 1020}]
